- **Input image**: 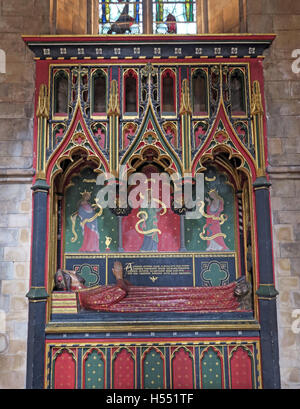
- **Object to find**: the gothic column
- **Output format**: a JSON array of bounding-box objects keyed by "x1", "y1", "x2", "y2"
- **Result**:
[
  {"x1": 250, "y1": 79, "x2": 280, "y2": 388},
  {"x1": 254, "y1": 176, "x2": 280, "y2": 389},
  {"x1": 26, "y1": 180, "x2": 50, "y2": 389},
  {"x1": 26, "y1": 84, "x2": 50, "y2": 389}
]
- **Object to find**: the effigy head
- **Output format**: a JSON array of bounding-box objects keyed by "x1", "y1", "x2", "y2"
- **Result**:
[{"x1": 112, "y1": 261, "x2": 123, "y2": 280}]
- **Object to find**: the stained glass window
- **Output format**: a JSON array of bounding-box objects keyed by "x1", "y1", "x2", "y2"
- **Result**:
[
  {"x1": 153, "y1": 0, "x2": 196, "y2": 34},
  {"x1": 99, "y1": 0, "x2": 143, "y2": 34}
]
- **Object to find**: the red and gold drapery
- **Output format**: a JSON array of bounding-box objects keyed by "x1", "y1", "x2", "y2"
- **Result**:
[{"x1": 77, "y1": 282, "x2": 240, "y2": 313}]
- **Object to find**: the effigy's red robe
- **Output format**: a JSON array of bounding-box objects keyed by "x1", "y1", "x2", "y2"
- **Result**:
[{"x1": 77, "y1": 281, "x2": 240, "y2": 313}]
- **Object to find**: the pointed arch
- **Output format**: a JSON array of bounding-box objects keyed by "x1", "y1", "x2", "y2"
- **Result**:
[
  {"x1": 120, "y1": 101, "x2": 183, "y2": 177},
  {"x1": 192, "y1": 101, "x2": 257, "y2": 179},
  {"x1": 46, "y1": 102, "x2": 109, "y2": 184}
]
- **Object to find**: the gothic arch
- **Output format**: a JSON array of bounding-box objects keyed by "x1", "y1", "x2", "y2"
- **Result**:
[{"x1": 120, "y1": 101, "x2": 183, "y2": 177}]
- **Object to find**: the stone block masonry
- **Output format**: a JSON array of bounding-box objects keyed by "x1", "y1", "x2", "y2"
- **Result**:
[
  {"x1": 247, "y1": 0, "x2": 300, "y2": 389},
  {"x1": 0, "y1": 0, "x2": 92, "y2": 388},
  {"x1": 0, "y1": 183, "x2": 32, "y2": 388},
  {"x1": 0, "y1": 0, "x2": 49, "y2": 389}
]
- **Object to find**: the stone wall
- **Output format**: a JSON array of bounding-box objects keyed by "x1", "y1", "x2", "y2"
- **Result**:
[
  {"x1": 0, "y1": 0, "x2": 50, "y2": 389},
  {"x1": 0, "y1": 0, "x2": 91, "y2": 389},
  {"x1": 247, "y1": 0, "x2": 300, "y2": 389}
]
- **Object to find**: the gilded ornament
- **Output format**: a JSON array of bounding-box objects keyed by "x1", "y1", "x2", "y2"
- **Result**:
[
  {"x1": 251, "y1": 80, "x2": 263, "y2": 116},
  {"x1": 179, "y1": 78, "x2": 192, "y2": 116},
  {"x1": 36, "y1": 83, "x2": 49, "y2": 118},
  {"x1": 107, "y1": 79, "x2": 120, "y2": 116}
]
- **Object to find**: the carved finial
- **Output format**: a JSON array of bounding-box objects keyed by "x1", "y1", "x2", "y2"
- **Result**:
[
  {"x1": 179, "y1": 78, "x2": 192, "y2": 116},
  {"x1": 251, "y1": 80, "x2": 264, "y2": 116},
  {"x1": 107, "y1": 79, "x2": 120, "y2": 116},
  {"x1": 36, "y1": 84, "x2": 49, "y2": 118},
  {"x1": 141, "y1": 62, "x2": 157, "y2": 78}
]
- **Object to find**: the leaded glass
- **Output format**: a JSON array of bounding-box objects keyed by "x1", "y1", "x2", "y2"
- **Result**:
[
  {"x1": 153, "y1": 0, "x2": 196, "y2": 34},
  {"x1": 99, "y1": 0, "x2": 143, "y2": 34}
]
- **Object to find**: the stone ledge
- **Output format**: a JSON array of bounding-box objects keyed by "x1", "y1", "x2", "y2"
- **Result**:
[
  {"x1": 268, "y1": 166, "x2": 300, "y2": 179},
  {"x1": 0, "y1": 168, "x2": 34, "y2": 184}
]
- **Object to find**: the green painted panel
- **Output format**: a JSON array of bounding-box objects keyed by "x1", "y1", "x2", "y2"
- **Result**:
[
  {"x1": 143, "y1": 348, "x2": 164, "y2": 389},
  {"x1": 201, "y1": 347, "x2": 222, "y2": 389},
  {"x1": 84, "y1": 349, "x2": 105, "y2": 389}
]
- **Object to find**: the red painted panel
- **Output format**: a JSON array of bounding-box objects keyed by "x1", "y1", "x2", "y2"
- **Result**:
[
  {"x1": 230, "y1": 347, "x2": 253, "y2": 389},
  {"x1": 54, "y1": 349, "x2": 76, "y2": 389},
  {"x1": 122, "y1": 206, "x2": 180, "y2": 252},
  {"x1": 172, "y1": 347, "x2": 194, "y2": 389},
  {"x1": 112, "y1": 348, "x2": 135, "y2": 389}
]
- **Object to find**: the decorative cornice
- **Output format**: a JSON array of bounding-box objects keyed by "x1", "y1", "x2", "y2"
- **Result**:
[{"x1": 22, "y1": 34, "x2": 276, "y2": 61}]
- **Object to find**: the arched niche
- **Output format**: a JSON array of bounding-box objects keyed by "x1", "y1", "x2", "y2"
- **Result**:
[
  {"x1": 192, "y1": 68, "x2": 208, "y2": 115},
  {"x1": 47, "y1": 149, "x2": 117, "y2": 291},
  {"x1": 123, "y1": 68, "x2": 138, "y2": 115},
  {"x1": 53, "y1": 69, "x2": 69, "y2": 116},
  {"x1": 161, "y1": 69, "x2": 176, "y2": 115},
  {"x1": 91, "y1": 69, "x2": 107, "y2": 115},
  {"x1": 186, "y1": 150, "x2": 255, "y2": 302},
  {"x1": 121, "y1": 147, "x2": 181, "y2": 252},
  {"x1": 230, "y1": 68, "x2": 246, "y2": 116}
]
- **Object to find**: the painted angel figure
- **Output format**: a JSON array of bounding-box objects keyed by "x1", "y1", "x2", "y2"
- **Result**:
[
  {"x1": 199, "y1": 189, "x2": 229, "y2": 251},
  {"x1": 71, "y1": 190, "x2": 102, "y2": 253},
  {"x1": 135, "y1": 190, "x2": 166, "y2": 252}
]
